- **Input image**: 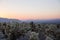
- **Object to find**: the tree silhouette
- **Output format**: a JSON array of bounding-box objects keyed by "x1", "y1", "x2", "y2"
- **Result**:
[{"x1": 30, "y1": 21, "x2": 36, "y2": 31}]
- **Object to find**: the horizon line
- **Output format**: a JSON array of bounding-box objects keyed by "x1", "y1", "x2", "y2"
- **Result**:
[{"x1": 0, "y1": 17, "x2": 60, "y2": 21}]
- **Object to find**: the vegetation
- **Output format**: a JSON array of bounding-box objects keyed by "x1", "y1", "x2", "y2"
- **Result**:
[{"x1": 0, "y1": 21, "x2": 60, "y2": 40}]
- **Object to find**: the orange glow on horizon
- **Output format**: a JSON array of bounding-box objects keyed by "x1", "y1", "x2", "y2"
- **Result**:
[{"x1": 0, "y1": 12, "x2": 60, "y2": 20}]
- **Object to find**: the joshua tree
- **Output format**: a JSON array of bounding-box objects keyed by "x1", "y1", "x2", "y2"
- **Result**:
[{"x1": 30, "y1": 21, "x2": 36, "y2": 32}]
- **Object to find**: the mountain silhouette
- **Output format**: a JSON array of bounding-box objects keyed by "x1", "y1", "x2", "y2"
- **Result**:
[{"x1": 0, "y1": 18, "x2": 60, "y2": 24}]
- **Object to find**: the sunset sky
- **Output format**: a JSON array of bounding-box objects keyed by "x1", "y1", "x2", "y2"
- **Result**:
[{"x1": 0, "y1": 0, "x2": 60, "y2": 20}]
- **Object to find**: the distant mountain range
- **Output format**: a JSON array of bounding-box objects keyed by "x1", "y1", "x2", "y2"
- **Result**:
[
  {"x1": 0, "y1": 18, "x2": 22, "y2": 23},
  {"x1": 23, "y1": 19, "x2": 60, "y2": 24},
  {"x1": 0, "y1": 18, "x2": 60, "y2": 24},
  {"x1": 33, "y1": 19, "x2": 60, "y2": 24}
]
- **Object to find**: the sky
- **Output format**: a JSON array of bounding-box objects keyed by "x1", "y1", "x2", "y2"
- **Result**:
[{"x1": 0, "y1": 0, "x2": 60, "y2": 20}]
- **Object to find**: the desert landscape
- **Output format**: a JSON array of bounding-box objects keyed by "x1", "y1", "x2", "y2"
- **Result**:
[
  {"x1": 0, "y1": 18, "x2": 60, "y2": 40},
  {"x1": 0, "y1": 0, "x2": 60, "y2": 40}
]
